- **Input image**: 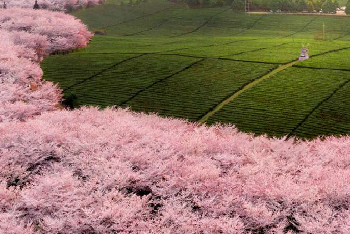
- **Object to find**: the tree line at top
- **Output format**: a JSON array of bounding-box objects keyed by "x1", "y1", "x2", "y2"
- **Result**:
[
  {"x1": 1, "y1": 0, "x2": 43, "y2": 9},
  {"x1": 172, "y1": 0, "x2": 350, "y2": 14},
  {"x1": 235, "y1": 0, "x2": 345, "y2": 13}
]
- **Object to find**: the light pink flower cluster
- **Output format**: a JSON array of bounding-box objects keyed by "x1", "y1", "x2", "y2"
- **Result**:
[
  {"x1": 0, "y1": 8, "x2": 92, "y2": 122},
  {"x1": 5, "y1": 0, "x2": 105, "y2": 12},
  {"x1": 0, "y1": 9, "x2": 92, "y2": 55},
  {"x1": 2, "y1": 6, "x2": 350, "y2": 234},
  {"x1": 2, "y1": 107, "x2": 350, "y2": 233}
]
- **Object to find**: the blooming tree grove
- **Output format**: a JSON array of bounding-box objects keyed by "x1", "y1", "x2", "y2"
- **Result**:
[
  {"x1": 5, "y1": 0, "x2": 105, "y2": 12},
  {"x1": 0, "y1": 8, "x2": 91, "y2": 123},
  {"x1": 1, "y1": 6, "x2": 350, "y2": 234}
]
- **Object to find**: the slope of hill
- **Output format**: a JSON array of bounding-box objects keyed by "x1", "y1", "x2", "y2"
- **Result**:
[{"x1": 41, "y1": 0, "x2": 350, "y2": 139}]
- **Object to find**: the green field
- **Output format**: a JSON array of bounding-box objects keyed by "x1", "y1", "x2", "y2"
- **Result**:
[{"x1": 41, "y1": 0, "x2": 350, "y2": 139}]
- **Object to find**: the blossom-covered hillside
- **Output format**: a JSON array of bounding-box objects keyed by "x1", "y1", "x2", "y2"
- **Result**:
[
  {"x1": 3, "y1": 108, "x2": 350, "y2": 233},
  {"x1": 0, "y1": 9, "x2": 91, "y2": 123},
  {"x1": 2, "y1": 6, "x2": 350, "y2": 234}
]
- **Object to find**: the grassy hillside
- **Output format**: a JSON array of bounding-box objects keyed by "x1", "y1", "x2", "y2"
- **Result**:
[{"x1": 41, "y1": 0, "x2": 350, "y2": 139}]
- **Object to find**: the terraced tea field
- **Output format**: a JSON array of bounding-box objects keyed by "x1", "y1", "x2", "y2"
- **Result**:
[{"x1": 41, "y1": 0, "x2": 350, "y2": 139}]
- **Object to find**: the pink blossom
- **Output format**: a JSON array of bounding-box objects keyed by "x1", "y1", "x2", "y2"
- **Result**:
[
  {"x1": 1, "y1": 107, "x2": 350, "y2": 233},
  {"x1": 6, "y1": 0, "x2": 105, "y2": 11},
  {"x1": 0, "y1": 8, "x2": 91, "y2": 122}
]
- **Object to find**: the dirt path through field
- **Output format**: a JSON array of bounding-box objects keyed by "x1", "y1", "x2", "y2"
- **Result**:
[
  {"x1": 248, "y1": 11, "x2": 347, "y2": 17},
  {"x1": 198, "y1": 60, "x2": 299, "y2": 123}
]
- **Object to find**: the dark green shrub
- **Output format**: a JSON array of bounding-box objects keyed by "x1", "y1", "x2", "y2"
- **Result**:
[
  {"x1": 231, "y1": 0, "x2": 245, "y2": 11},
  {"x1": 346, "y1": 3, "x2": 350, "y2": 14},
  {"x1": 62, "y1": 93, "x2": 81, "y2": 110}
]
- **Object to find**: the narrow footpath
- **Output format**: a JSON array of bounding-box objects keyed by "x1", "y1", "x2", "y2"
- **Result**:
[{"x1": 198, "y1": 60, "x2": 299, "y2": 123}]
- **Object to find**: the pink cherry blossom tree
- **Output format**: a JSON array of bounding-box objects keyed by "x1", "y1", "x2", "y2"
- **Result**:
[
  {"x1": 0, "y1": 8, "x2": 91, "y2": 122},
  {"x1": 2, "y1": 107, "x2": 350, "y2": 233},
  {"x1": 5, "y1": 0, "x2": 105, "y2": 12}
]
